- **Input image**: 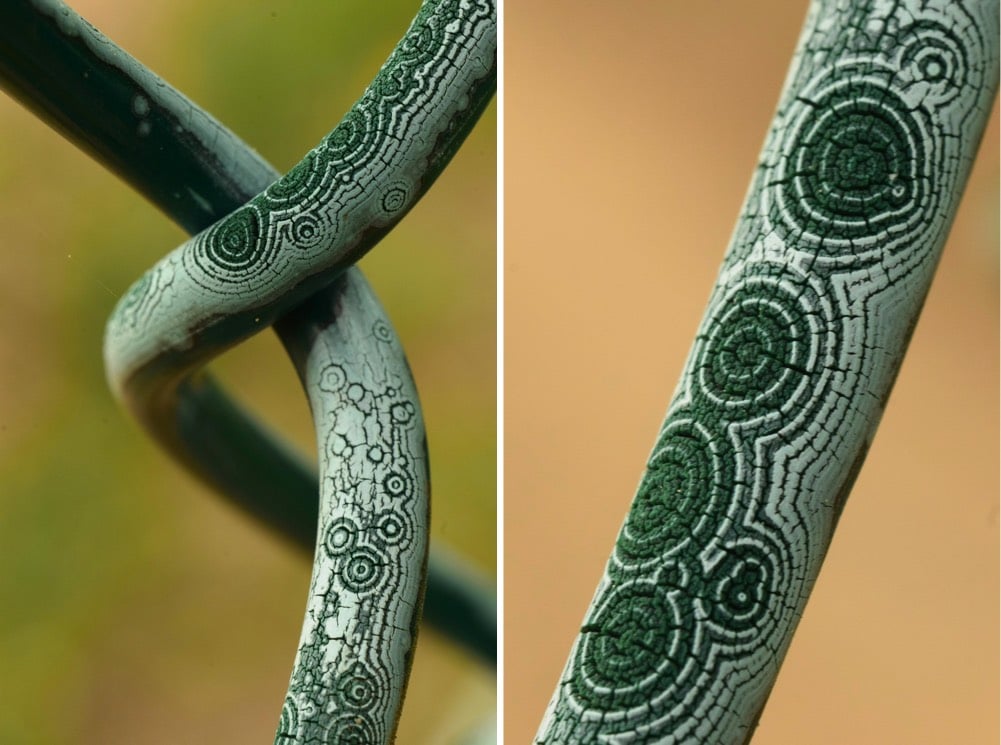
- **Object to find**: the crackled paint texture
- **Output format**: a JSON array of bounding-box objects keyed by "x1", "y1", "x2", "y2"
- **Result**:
[
  {"x1": 536, "y1": 1, "x2": 998, "y2": 743},
  {"x1": 92, "y1": 0, "x2": 496, "y2": 743},
  {"x1": 105, "y1": 0, "x2": 496, "y2": 391},
  {"x1": 19, "y1": 0, "x2": 495, "y2": 661},
  {"x1": 275, "y1": 278, "x2": 429, "y2": 744}
]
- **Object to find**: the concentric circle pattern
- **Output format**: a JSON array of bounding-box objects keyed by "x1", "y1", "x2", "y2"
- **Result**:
[
  {"x1": 375, "y1": 510, "x2": 413, "y2": 548},
  {"x1": 281, "y1": 280, "x2": 429, "y2": 744},
  {"x1": 324, "y1": 516, "x2": 359, "y2": 558},
  {"x1": 382, "y1": 469, "x2": 413, "y2": 499},
  {"x1": 275, "y1": 696, "x2": 299, "y2": 745},
  {"x1": 694, "y1": 266, "x2": 832, "y2": 423},
  {"x1": 184, "y1": 204, "x2": 276, "y2": 287},
  {"x1": 104, "y1": 0, "x2": 497, "y2": 393},
  {"x1": 340, "y1": 546, "x2": 386, "y2": 593},
  {"x1": 705, "y1": 539, "x2": 781, "y2": 640},
  {"x1": 767, "y1": 77, "x2": 936, "y2": 262},
  {"x1": 571, "y1": 580, "x2": 693, "y2": 711},
  {"x1": 536, "y1": 2, "x2": 997, "y2": 743},
  {"x1": 335, "y1": 662, "x2": 384, "y2": 712},
  {"x1": 898, "y1": 21, "x2": 973, "y2": 108},
  {"x1": 381, "y1": 182, "x2": 411, "y2": 215},
  {"x1": 319, "y1": 363, "x2": 348, "y2": 394},
  {"x1": 614, "y1": 418, "x2": 729, "y2": 566},
  {"x1": 92, "y1": 0, "x2": 495, "y2": 741},
  {"x1": 324, "y1": 714, "x2": 381, "y2": 745},
  {"x1": 373, "y1": 319, "x2": 395, "y2": 344}
]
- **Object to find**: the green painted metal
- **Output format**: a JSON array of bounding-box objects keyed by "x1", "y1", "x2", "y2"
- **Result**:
[
  {"x1": 0, "y1": 0, "x2": 496, "y2": 741},
  {"x1": 536, "y1": 1, "x2": 998, "y2": 742},
  {"x1": 0, "y1": 0, "x2": 495, "y2": 668}
]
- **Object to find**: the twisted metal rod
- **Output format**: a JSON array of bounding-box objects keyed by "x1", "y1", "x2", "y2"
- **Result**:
[
  {"x1": 1, "y1": 0, "x2": 496, "y2": 740},
  {"x1": 0, "y1": 0, "x2": 496, "y2": 665}
]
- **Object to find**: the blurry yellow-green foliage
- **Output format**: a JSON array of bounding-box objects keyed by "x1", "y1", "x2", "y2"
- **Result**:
[{"x1": 0, "y1": 1, "x2": 495, "y2": 742}]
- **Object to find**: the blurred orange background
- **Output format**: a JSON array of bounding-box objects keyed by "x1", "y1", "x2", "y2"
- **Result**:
[
  {"x1": 0, "y1": 1, "x2": 495, "y2": 742},
  {"x1": 505, "y1": 2, "x2": 998, "y2": 744}
]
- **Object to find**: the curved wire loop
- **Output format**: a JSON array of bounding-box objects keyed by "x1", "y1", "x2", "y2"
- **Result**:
[
  {"x1": 0, "y1": 0, "x2": 495, "y2": 665},
  {"x1": 1, "y1": 0, "x2": 496, "y2": 740}
]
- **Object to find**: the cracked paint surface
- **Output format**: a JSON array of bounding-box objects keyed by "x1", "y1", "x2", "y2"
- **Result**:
[
  {"x1": 104, "y1": 0, "x2": 496, "y2": 392},
  {"x1": 536, "y1": 1, "x2": 998, "y2": 743},
  {"x1": 275, "y1": 277, "x2": 429, "y2": 744},
  {"x1": 95, "y1": 0, "x2": 496, "y2": 743}
]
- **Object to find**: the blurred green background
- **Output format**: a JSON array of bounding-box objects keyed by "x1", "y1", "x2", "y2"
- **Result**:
[{"x1": 0, "y1": 1, "x2": 495, "y2": 743}]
